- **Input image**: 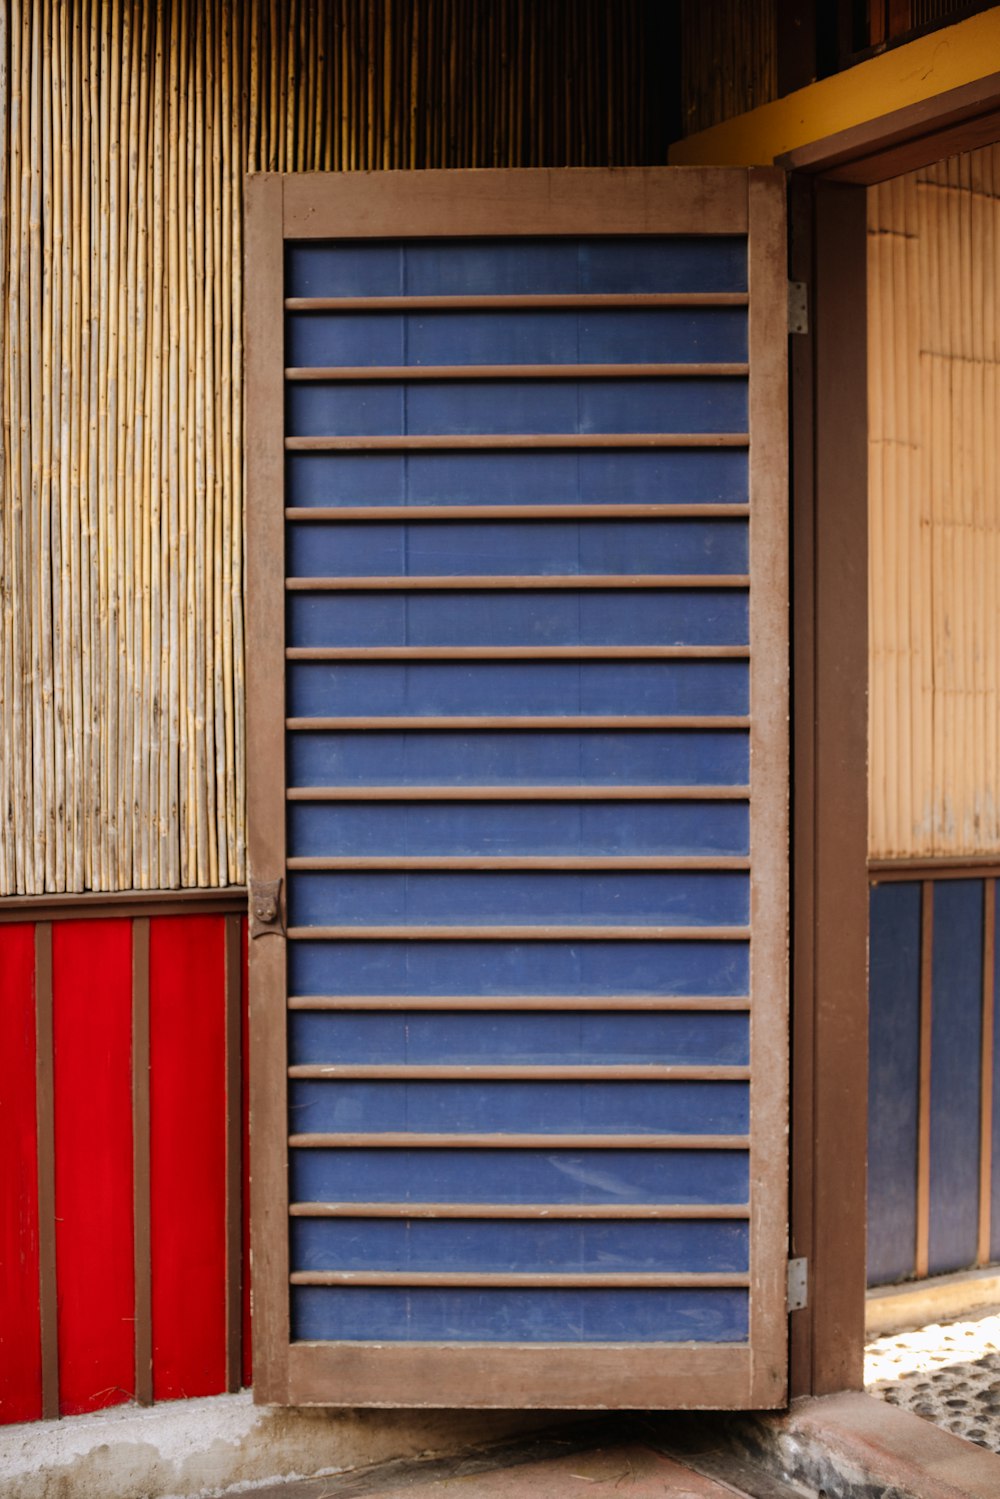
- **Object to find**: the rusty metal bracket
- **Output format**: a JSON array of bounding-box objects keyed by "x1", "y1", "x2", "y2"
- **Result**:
[{"x1": 250, "y1": 877, "x2": 284, "y2": 938}]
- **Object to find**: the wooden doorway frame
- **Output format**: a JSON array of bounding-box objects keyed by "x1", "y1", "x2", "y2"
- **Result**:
[{"x1": 787, "y1": 85, "x2": 1000, "y2": 1399}]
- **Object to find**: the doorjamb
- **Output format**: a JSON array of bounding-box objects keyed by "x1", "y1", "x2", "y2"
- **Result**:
[{"x1": 787, "y1": 88, "x2": 1000, "y2": 1398}]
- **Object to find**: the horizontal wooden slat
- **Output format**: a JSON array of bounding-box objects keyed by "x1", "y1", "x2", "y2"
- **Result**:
[
  {"x1": 286, "y1": 646, "x2": 750, "y2": 661},
  {"x1": 285, "y1": 293, "x2": 750, "y2": 311},
  {"x1": 285, "y1": 434, "x2": 750, "y2": 451},
  {"x1": 288, "y1": 995, "x2": 751, "y2": 1012},
  {"x1": 288, "y1": 1201, "x2": 752, "y2": 1219},
  {"x1": 287, "y1": 925, "x2": 751, "y2": 941},
  {"x1": 287, "y1": 716, "x2": 752, "y2": 731},
  {"x1": 286, "y1": 574, "x2": 750, "y2": 592},
  {"x1": 285, "y1": 504, "x2": 751, "y2": 521},
  {"x1": 286, "y1": 362, "x2": 749, "y2": 381},
  {"x1": 287, "y1": 787, "x2": 751, "y2": 803},
  {"x1": 289, "y1": 1132, "x2": 750, "y2": 1149},
  {"x1": 289, "y1": 1270, "x2": 750, "y2": 1288},
  {"x1": 286, "y1": 1340, "x2": 752, "y2": 1410},
  {"x1": 282, "y1": 167, "x2": 750, "y2": 238},
  {"x1": 286, "y1": 856, "x2": 750, "y2": 871},
  {"x1": 287, "y1": 1064, "x2": 751, "y2": 1081}
]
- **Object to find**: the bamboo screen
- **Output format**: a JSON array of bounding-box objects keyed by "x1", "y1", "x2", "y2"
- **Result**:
[
  {"x1": 0, "y1": 0, "x2": 670, "y2": 896},
  {"x1": 868, "y1": 144, "x2": 1000, "y2": 860}
]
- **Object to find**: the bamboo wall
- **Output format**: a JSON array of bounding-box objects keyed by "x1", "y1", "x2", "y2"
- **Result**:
[
  {"x1": 679, "y1": 0, "x2": 776, "y2": 137},
  {"x1": 868, "y1": 144, "x2": 1000, "y2": 859},
  {"x1": 0, "y1": 0, "x2": 670, "y2": 896}
]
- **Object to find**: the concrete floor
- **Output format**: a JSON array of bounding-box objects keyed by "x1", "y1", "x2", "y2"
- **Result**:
[{"x1": 866, "y1": 1306, "x2": 1000, "y2": 1453}]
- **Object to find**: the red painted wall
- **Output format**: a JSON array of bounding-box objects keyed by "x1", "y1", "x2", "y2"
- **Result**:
[
  {"x1": 53, "y1": 921, "x2": 135, "y2": 1414},
  {"x1": 0, "y1": 926, "x2": 42, "y2": 1424},
  {"x1": 0, "y1": 910, "x2": 250, "y2": 1426},
  {"x1": 150, "y1": 917, "x2": 228, "y2": 1399}
]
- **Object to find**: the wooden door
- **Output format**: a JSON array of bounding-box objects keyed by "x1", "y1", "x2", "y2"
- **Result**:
[{"x1": 246, "y1": 167, "x2": 788, "y2": 1409}]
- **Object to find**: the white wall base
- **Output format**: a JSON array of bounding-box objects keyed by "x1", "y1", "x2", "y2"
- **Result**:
[{"x1": 0, "y1": 1391, "x2": 547, "y2": 1499}]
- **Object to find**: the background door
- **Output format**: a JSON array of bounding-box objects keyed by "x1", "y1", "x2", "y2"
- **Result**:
[{"x1": 246, "y1": 166, "x2": 788, "y2": 1408}]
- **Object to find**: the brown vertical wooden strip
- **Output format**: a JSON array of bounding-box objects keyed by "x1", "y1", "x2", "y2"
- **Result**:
[
  {"x1": 746, "y1": 166, "x2": 790, "y2": 1410},
  {"x1": 224, "y1": 911, "x2": 244, "y2": 1392},
  {"x1": 132, "y1": 916, "x2": 152, "y2": 1405},
  {"x1": 799, "y1": 180, "x2": 870, "y2": 1397},
  {"x1": 245, "y1": 174, "x2": 289, "y2": 1404},
  {"x1": 916, "y1": 879, "x2": 934, "y2": 1280},
  {"x1": 34, "y1": 921, "x2": 59, "y2": 1419},
  {"x1": 978, "y1": 878, "x2": 996, "y2": 1267}
]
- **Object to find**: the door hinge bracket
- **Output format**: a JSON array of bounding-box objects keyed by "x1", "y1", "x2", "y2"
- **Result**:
[
  {"x1": 787, "y1": 1256, "x2": 808, "y2": 1312},
  {"x1": 250, "y1": 877, "x2": 284, "y2": 938},
  {"x1": 788, "y1": 280, "x2": 808, "y2": 335}
]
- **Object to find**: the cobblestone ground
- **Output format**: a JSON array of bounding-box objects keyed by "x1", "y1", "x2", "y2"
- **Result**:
[{"x1": 866, "y1": 1308, "x2": 1000, "y2": 1452}]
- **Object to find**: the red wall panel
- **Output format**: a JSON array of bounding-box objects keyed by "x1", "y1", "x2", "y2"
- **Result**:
[
  {"x1": 53, "y1": 920, "x2": 135, "y2": 1415},
  {"x1": 150, "y1": 916, "x2": 227, "y2": 1399},
  {"x1": 241, "y1": 919, "x2": 252, "y2": 1388},
  {"x1": 0, "y1": 925, "x2": 42, "y2": 1425}
]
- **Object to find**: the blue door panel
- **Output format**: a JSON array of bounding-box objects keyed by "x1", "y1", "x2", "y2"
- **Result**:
[
  {"x1": 289, "y1": 1079, "x2": 749, "y2": 1135},
  {"x1": 286, "y1": 519, "x2": 748, "y2": 578},
  {"x1": 291, "y1": 1286, "x2": 749, "y2": 1343},
  {"x1": 286, "y1": 447, "x2": 749, "y2": 506},
  {"x1": 287, "y1": 871, "x2": 750, "y2": 928},
  {"x1": 288, "y1": 938, "x2": 750, "y2": 998},
  {"x1": 290, "y1": 1147, "x2": 751, "y2": 1206},
  {"x1": 928, "y1": 880, "x2": 983, "y2": 1277},
  {"x1": 287, "y1": 660, "x2": 749, "y2": 718},
  {"x1": 278, "y1": 227, "x2": 777, "y2": 1362},
  {"x1": 287, "y1": 800, "x2": 749, "y2": 857},
  {"x1": 287, "y1": 729, "x2": 750, "y2": 788},
  {"x1": 288, "y1": 1010, "x2": 750, "y2": 1067},
  {"x1": 867, "y1": 882, "x2": 921, "y2": 1287},
  {"x1": 288, "y1": 590, "x2": 749, "y2": 649},
  {"x1": 286, "y1": 307, "x2": 748, "y2": 368},
  {"x1": 290, "y1": 1218, "x2": 749, "y2": 1274},
  {"x1": 286, "y1": 236, "x2": 748, "y2": 298},
  {"x1": 287, "y1": 378, "x2": 748, "y2": 438}
]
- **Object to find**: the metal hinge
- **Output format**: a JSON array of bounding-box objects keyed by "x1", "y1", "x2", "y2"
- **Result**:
[
  {"x1": 787, "y1": 1256, "x2": 808, "y2": 1312},
  {"x1": 788, "y1": 280, "x2": 808, "y2": 335},
  {"x1": 250, "y1": 877, "x2": 284, "y2": 938}
]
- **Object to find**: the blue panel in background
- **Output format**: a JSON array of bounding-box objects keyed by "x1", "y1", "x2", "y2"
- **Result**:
[
  {"x1": 287, "y1": 378, "x2": 748, "y2": 438},
  {"x1": 285, "y1": 519, "x2": 748, "y2": 579},
  {"x1": 287, "y1": 870, "x2": 750, "y2": 928},
  {"x1": 287, "y1": 799, "x2": 749, "y2": 858},
  {"x1": 928, "y1": 879, "x2": 984, "y2": 1277},
  {"x1": 285, "y1": 237, "x2": 748, "y2": 298},
  {"x1": 290, "y1": 1146, "x2": 750, "y2": 1206},
  {"x1": 991, "y1": 882, "x2": 1000, "y2": 1261},
  {"x1": 291, "y1": 1285, "x2": 748, "y2": 1343},
  {"x1": 286, "y1": 660, "x2": 749, "y2": 718},
  {"x1": 288, "y1": 1079, "x2": 749, "y2": 1136},
  {"x1": 285, "y1": 307, "x2": 749, "y2": 368},
  {"x1": 289, "y1": 938, "x2": 750, "y2": 998},
  {"x1": 287, "y1": 589, "x2": 750, "y2": 649},
  {"x1": 288, "y1": 1010, "x2": 749, "y2": 1067},
  {"x1": 867, "y1": 882, "x2": 921, "y2": 1287},
  {"x1": 286, "y1": 729, "x2": 750, "y2": 788},
  {"x1": 290, "y1": 1217, "x2": 749, "y2": 1274},
  {"x1": 286, "y1": 447, "x2": 749, "y2": 506}
]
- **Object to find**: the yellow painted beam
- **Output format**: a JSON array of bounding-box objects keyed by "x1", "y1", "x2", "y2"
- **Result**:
[{"x1": 669, "y1": 8, "x2": 1000, "y2": 167}]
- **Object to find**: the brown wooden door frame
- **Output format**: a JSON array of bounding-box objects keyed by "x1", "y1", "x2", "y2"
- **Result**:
[
  {"x1": 787, "y1": 173, "x2": 870, "y2": 1399},
  {"x1": 246, "y1": 165, "x2": 792, "y2": 1410},
  {"x1": 787, "y1": 89, "x2": 1000, "y2": 1398}
]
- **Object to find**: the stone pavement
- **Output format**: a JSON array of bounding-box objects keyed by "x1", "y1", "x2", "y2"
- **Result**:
[{"x1": 866, "y1": 1306, "x2": 1000, "y2": 1453}]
